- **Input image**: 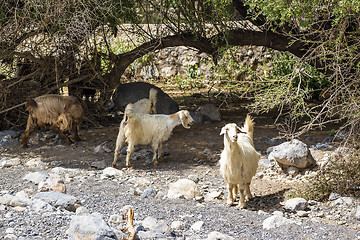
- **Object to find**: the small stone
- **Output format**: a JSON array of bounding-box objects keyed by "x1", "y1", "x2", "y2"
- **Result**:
[
  {"x1": 262, "y1": 215, "x2": 295, "y2": 230},
  {"x1": 141, "y1": 188, "x2": 157, "y2": 198},
  {"x1": 284, "y1": 198, "x2": 308, "y2": 211},
  {"x1": 205, "y1": 191, "x2": 222, "y2": 201},
  {"x1": 329, "y1": 193, "x2": 341, "y2": 201},
  {"x1": 38, "y1": 174, "x2": 66, "y2": 193},
  {"x1": 101, "y1": 167, "x2": 124, "y2": 179},
  {"x1": 167, "y1": 179, "x2": 201, "y2": 200},
  {"x1": 0, "y1": 157, "x2": 21, "y2": 168},
  {"x1": 24, "y1": 157, "x2": 45, "y2": 168},
  {"x1": 171, "y1": 221, "x2": 186, "y2": 230},
  {"x1": 142, "y1": 216, "x2": 158, "y2": 230},
  {"x1": 153, "y1": 220, "x2": 169, "y2": 233},
  {"x1": 331, "y1": 197, "x2": 353, "y2": 206},
  {"x1": 297, "y1": 211, "x2": 309, "y2": 217},
  {"x1": 109, "y1": 214, "x2": 122, "y2": 225},
  {"x1": 272, "y1": 211, "x2": 284, "y2": 217},
  {"x1": 191, "y1": 221, "x2": 204, "y2": 232},
  {"x1": 76, "y1": 206, "x2": 89, "y2": 215},
  {"x1": 67, "y1": 213, "x2": 117, "y2": 239},
  {"x1": 355, "y1": 206, "x2": 360, "y2": 220},
  {"x1": 207, "y1": 231, "x2": 235, "y2": 240},
  {"x1": 23, "y1": 171, "x2": 50, "y2": 184}
]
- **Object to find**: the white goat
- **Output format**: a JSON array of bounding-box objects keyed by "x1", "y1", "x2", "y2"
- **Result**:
[
  {"x1": 129, "y1": 88, "x2": 157, "y2": 114},
  {"x1": 112, "y1": 106, "x2": 194, "y2": 168},
  {"x1": 219, "y1": 115, "x2": 260, "y2": 209},
  {"x1": 113, "y1": 88, "x2": 157, "y2": 168}
]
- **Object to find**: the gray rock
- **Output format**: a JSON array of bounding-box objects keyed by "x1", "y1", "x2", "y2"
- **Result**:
[
  {"x1": 141, "y1": 188, "x2": 157, "y2": 198},
  {"x1": 0, "y1": 135, "x2": 19, "y2": 148},
  {"x1": 195, "y1": 104, "x2": 221, "y2": 122},
  {"x1": 137, "y1": 230, "x2": 165, "y2": 239},
  {"x1": 207, "y1": 231, "x2": 235, "y2": 240},
  {"x1": 9, "y1": 191, "x2": 32, "y2": 207},
  {"x1": 23, "y1": 171, "x2": 50, "y2": 184},
  {"x1": 171, "y1": 221, "x2": 186, "y2": 231},
  {"x1": 329, "y1": 193, "x2": 341, "y2": 201},
  {"x1": 0, "y1": 194, "x2": 15, "y2": 205},
  {"x1": 90, "y1": 160, "x2": 106, "y2": 169},
  {"x1": 142, "y1": 216, "x2": 158, "y2": 230},
  {"x1": 33, "y1": 191, "x2": 80, "y2": 212},
  {"x1": 32, "y1": 199, "x2": 55, "y2": 212},
  {"x1": 284, "y1": 198, "x2": 308, "y2": 212},
  {"x1": 297, "y1": 211, "x2": 309, "y2": 217},
  {"x1": 75, "y1": 206, "x2": 90, "y2": 215},
  {"x1": 191, "y1": 221, "x2": 204, "y2": 232},
  {"x1": 101, "y1": 167, "x2": 124, "y2": 179},
  {"x1": 355, "y1": 206, "x2": 360, "y2": 220},
  {"x1": 24, "y1": 158, "x2": 46, "y2": 168},
  {"x1": 67, "y1": 213, "x2": 117, "y2": 240},
  {"x1": 110, "y1": 82, "x2": 179, "y2": 114},
  {"x1": 0, "y1": 130, "x2": 21, "y2": 138},
  {"x1": 268, "y1": 139, "x2": 316, "y2": 169},
  {"x1": 153, "y1": 220, "x2": 169, "y2": 233},
  {"x1": 262, "y1": 215, "x2": 296, "y2": 230},
  {"x1": 108, "y1": 214, "x2": 122, "y2": 225},
  {"x1": 189, "y1": 111, "x2": 204, "y2": 124},
  {"x1": 167, "y1": 179, "x2": 201, "y2": 200},
  {"x1": 38, "y1": 174, "x2": 66, "y2": 193},
  {"x1": 0, "y1": 157, "x2": 21, "y2": 168},
  {"x1": 331, "y1": 197, "x2": 354, "y2": 206},
  {"x1": 140, "y1": 64, "x2": 159, "y2": 79}
]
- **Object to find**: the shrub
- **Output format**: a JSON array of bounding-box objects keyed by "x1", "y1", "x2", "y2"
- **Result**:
[{"x1": 299, "y1": 150, "x2": 360, "y2": 201}]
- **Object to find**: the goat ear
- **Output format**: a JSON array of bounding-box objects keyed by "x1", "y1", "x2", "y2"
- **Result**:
[
  {"x1": 179, "y1": 111, "x2": 185, "y2": 120},
  {"x1": 220, "y1": 126, "x2": 226, "y2": 135},
  {"x1": 26, "y1": 99, "x2": 37, "y2": 109}
]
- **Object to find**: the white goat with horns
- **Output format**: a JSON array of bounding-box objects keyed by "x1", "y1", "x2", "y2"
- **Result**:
[{"x1": 219, "y1": 114, "x2": 260, "y2": 209}]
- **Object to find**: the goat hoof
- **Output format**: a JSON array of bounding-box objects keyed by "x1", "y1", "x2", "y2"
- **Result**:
[
  {"x1": 112, "y1": 164, "x2": 117, "y2": 168},
  {"x1": 226, "y1": 200, "x2": 234, "y2": 206},
  {"x1": 236, "y1": 203, "x2": 246, "y2": 209},
  {"x1": 153, "y1": 161, "x2": 158, "y2": 166}
]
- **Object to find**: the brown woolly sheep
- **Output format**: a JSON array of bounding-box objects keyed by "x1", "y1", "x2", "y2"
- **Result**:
[{"x1": 21, "y1": 94, "x2": 83, "y2": 147}]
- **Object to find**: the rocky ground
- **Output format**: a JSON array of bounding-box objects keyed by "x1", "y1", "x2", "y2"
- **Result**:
[{"x1": 1, "y1": 100, "x2": 360, "y2": 239}]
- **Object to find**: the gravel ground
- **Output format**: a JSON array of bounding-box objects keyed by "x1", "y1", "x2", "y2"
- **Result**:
[
  {"x1": 1, "y1": 158, "x2": 360, "y2": 239},
  {"x1": 1, "y1": 105, "x2": 360, "y2": 239}
]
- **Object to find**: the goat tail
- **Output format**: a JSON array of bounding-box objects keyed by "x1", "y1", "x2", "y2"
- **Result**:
[
  {"x1": 149, "y1": 88, "x2": 158, "y2": 114},
  {"x1": 242, "y1": 114, "x2": 255, "y2": 140}
]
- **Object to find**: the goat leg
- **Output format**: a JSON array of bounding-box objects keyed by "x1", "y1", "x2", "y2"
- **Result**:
[
  {"x1": 226, "y1": 183, "x2": 235, "y2": 206},
  {"x1": 125, "y1": 143, "x2": 134, "y2": 168},
  {"x1": 152, "y1": 146, "x2": 158, "y2": 166},
  {"x1": 72, "y1": 124, "x2": 81, "y2": 141},
  {"x1": 237, "y1": 189, "x2": 246, "y2": 209},
  {"x1": 158, "y1": 143, "x2": 163, "y2": 162},
  {"x1": 113, "y1": 125, "x2": 126, "y2": 168},
  {"x1": 244, "y1": 183, "x2": 253, "y2": 201},
  {"x1": 21, "y1": 117, "x2": 37, "y2": 147}
]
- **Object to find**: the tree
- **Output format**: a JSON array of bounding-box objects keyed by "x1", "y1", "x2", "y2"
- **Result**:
[{"x1": 1, "y1": 0, "x2": 359, "y2": 141}]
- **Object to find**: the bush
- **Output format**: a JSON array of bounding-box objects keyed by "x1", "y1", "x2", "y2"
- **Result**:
[{"x1": 299, "y1": 150, "x2": 360, "y2": 201}]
